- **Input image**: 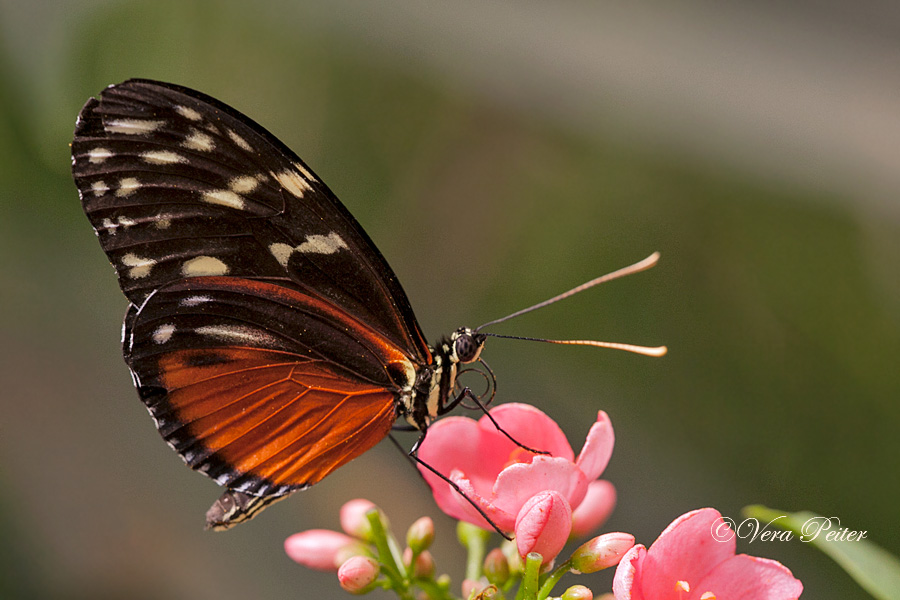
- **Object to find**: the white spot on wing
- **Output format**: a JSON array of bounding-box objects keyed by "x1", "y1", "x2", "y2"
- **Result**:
[
  {"x1": 182, "y1": 255, "x2": 229, "y2": 276},
  {"x1": 105, "y1": 119, "x2": 165, "y2": 135},
  {"x1": 88, "y1": 147, "x2": 113, "y2": 163},
  {"x1": 141, "y1": 150, "x2": 186, "y2": 164},
  {"x1": 297, "y1": 232, "x2": 348, "y2": 254},
  {"x1": 195, "y1": 324, "x2": 270, "y2": 345},
  {"x1": 268, "y1": 233, "x2": 348, "y2": 268},
  {"x1": 272, "y1": 169, "x2": 311, "y2": 198},
  {"x1": 121, "y1": 253, "x2": 156, "y2": 279},
  {"x1": 294, "y1": 162, "x2": 317, "y2": 183},
  {"x1": 115, "y1": 177, "x2": 140, "y2": 197},
  {"x1": 175, "y1": 105, "x2": 202, "y2": 121},
  {"x1": 269, "y1": 243, "x2": 293, "y2": 268},
  {"x1": 181, "y1": 295, "x2": 212, "y2": 307},
  {"x1": 227, "y1": 129, "x2": 253, "y2": 152},
  {"x1": 182, "y1": 129, "x2": 215, "y2": 152},
  {"x1": 202, "y1": 189, "x2": 245, "y2": 210},
  {"x1": 229, "y1": 175, "x2": 259, "y2": 194},
  {"x1": 152, "y1": 323, "x2": 175, "y2": 344},
  {"x1": 91, "y1": 180, "x2": 109, "y2": 196}
]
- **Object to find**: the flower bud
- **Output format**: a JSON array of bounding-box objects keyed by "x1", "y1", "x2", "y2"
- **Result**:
[
  {"x1": 402, "y1": 547, "x2": 435, "y2": 579},
  {"x1": 515, "y1": 491, "x2": 572, "y2": 565},
  {"x1": 483, "y1": 548, "x2": 510, "y2": 586},
  {"x1": 340, "y1": 499, "x2": 385, "y2": 541},
  {"x1": 569, "y1": 532, "x2": 635, "y2": 574},
  {"x1": 561, "y1": 585, "x2": 593, "y2": 600},
  {"x1": 406, "y1": 516, "x2": 435, "y2": 553},
  {"x1": 284, "y1": 529, "x2": 358, "y2": 571},
  {"x1": 337, "y1": 555, "x2": 380, "y2": 593}
]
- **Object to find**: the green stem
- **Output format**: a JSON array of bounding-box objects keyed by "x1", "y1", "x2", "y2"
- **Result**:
[
  {"x1": 366, "y1": 510, "x2": 413, "y2": 600},
  {"x1": 519, "y1": 553, "x2": 543, "y2": 600},
  {"x1": 536, "y1": 559, "x2": 572, "y2": 600},
  {"x1": 458, "y1": 522, "x2": 490, "y2": 582}
]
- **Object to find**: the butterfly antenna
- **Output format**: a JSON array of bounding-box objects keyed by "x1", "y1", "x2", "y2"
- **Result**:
[
  {"x1": 476, "y1": 252, "x2": 661, "y2": 331},
  {"x1": 475, "y1": 251, "x2": 667, "y2": 357}
]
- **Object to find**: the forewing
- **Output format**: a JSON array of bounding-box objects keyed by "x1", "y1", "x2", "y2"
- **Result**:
[
  {"x1": 126, "y1": 277, "x2": 404, "y2": 496},
  {"x1": 72, "y1": 78, "x2": 429, "y2": 360}
]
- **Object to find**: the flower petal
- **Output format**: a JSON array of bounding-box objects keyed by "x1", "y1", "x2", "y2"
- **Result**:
[
  {"x1": 479, "y1": 403, "x2": 575, "y2": 462},
  {"x1": 284, "y1": 529, "x2": 358, "y2": 571},
  {"x1": 416, "y1": 416, "x2": 491, "y2": 494},
  {"x1": 612, "y1": 544, "x2": 647, "y2": 600},
  {"x1": 640, "y1": 508, "x2": 736, "y2": 600},
  {"x1": 447, "y1": 470, "x2": 518, "y2": 532},
  {"x1": 515, "y1": 491, "x2": 573, "y2": 564},
  {"x1": 697, "y1": 554, "x2": 803, "y2": 599},
  {"x1": 571, "y1": 480, "x2": 617, "y2": 538},
  {"x1": 575, "y1": 411, "x2": 615, "y2": 481},
  {"x1": 491, "y1": 456, "x2": 588, "y2": 516}
]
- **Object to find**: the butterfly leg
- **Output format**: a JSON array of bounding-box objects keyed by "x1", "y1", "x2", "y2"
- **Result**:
[
  {"x1": 444, "y1": 387, "x2": 550, "y2": 457},
  {"x1": 392, "y1": 433, "x2": 513, "y2": 541}
]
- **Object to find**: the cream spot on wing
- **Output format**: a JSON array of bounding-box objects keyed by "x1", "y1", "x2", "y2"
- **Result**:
[
  {"x1": 229, "y1": 175, "x2": 259, "y2": 194},
  {"x1": 182, "y1": 129, "x2": 215, "y2": 152},
  {"x1": 294, "y1": 162, "x2": 317, "y2": 182},
  {"x1": 141, "y1": 149, "x2": 186, "y2": 164},
  {"x1": 181, "y1": 295, "x2": 212, "y2": 307},
  {"x1": 155, "y1": 218, "x2": 172, "y2": 229},
  {"x1": 105, "y1": 119, "x2": 164, "y2": 135},
  {"x1": 195, "y1": 324, "x2": 265, "y2": 344},
  {"x1": 91, "y1": 180, "x2": 109, "y2": 196},
  {"x1": 88, "y1": 147, "x2": 113, "y2": 163},
  {"x1": 268, "y1": 233, "x2": 348, "y2": 268},
  {"x1": 175, "y1": 105, "x2": 202, "y2": 121},
  {"x1": 182, "y1": 255, "x2": 229, "y2": 276},
  {"x1": 227, "y1": 129, "x2": 253, "y2": 152},
  {"x1": 115, "y1": 177, "x2": 140, "y2": 197},
  {"x1": 201, "y1": 189, "x2": 245, "y2": 210},
  {"x1": 296, "y1": 232, "x2": 348, "y2": 254},
  {"x1": 121, "y1": 253, "x2": 156, "y2": 279},
  {"x1": 272, "y1": 169, "x2": 311, "y2": 198},
  {"x1": 269, "y1": 242, "x2": 293, "y2": 267},
  {"x1": 152, "y1": 323, "x2": 175, "y2": 344}
]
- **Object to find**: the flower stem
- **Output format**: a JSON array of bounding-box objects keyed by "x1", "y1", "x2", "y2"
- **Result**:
[
  {"x1": 536, "y1": 559, "x2": 572, "y2": 600},
  {"x1": 366, "y1": 510, "x2": 413, "y2": 600},
  {"x1": 458, "y1": 522, "x2": 490, "y2": 582},
  {"x1": 519, "y1": 553, "x2": 543, "y2": 600}
]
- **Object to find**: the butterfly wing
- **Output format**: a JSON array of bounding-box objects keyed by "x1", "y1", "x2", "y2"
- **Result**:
[
  {"x1": 71, "y1": 80, "x2": 428, "y2": 525},
  {"x1": 72, "y1": 78, "x2": 430, "y2": 360}
]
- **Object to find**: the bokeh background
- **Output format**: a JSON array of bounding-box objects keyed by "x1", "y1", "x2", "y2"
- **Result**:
[{"x1": 2, "y1": 1, "x2": 898, "y2": 598}]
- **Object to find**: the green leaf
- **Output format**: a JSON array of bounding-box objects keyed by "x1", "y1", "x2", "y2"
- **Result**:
[{"x1": 744, "y1": 505, "x2": 900, "y2": 600}]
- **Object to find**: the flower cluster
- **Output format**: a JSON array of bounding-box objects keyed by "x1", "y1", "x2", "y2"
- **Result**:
[{"x1": 285, "y1": 404, "x2": 803, "y2": 599}]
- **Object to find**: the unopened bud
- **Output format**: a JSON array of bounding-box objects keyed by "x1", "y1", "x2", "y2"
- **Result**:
[
  {"x1": 337, "y1": 555, "x2": 380, "y2": 593},
  {"x1": 569, "y1": 532, "x2": 634, "y2": 574},
  {"x1": 340, "y1": 499, "x2": 386, "y2": 542},
  {"x1": 402, "y1": 547, "x2": 435, "y2": 579},
  {"x1": 561, "y1": 584, "x2": 593, "y2": 600},
  {"x1": 483, "y1": 548, "x2": 510, "y2": 586},
  {"x1": 406, "y1": 516, "x2": 435, "y2": 553}
]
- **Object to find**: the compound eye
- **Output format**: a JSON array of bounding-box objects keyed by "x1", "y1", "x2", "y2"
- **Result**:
[{"x1": 454, "y1": 331, "x2": 485, "y2": 364}]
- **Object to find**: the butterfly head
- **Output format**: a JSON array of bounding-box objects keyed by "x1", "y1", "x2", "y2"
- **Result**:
[{"x1": 450, "y1": 327, "x2": 487, "y2": 365}]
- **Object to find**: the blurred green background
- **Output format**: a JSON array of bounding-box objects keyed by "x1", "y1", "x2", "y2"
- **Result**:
[{"x1": 1, "y1": 1, "x2": 898, "y2": 598}]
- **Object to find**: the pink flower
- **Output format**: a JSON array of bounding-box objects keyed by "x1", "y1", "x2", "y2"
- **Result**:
[
  {"x1": 417, "y1": 403, "x2": 615, "y2": 535},
  {"x1": 571, "y1": 480, "x2": 617, "y2": 538},
  {"x1": 612, "y1": 508, "x2": 803, "y2": 600},
  {"x1": 515, "y1": 490, "x2": 573, "y2": 564},
  {"x1": 338, "y1": 555, "x2": 380, "y2": 593},
  {"x1": 284, "y1": 529, "x2": 361, "y2": 571}
]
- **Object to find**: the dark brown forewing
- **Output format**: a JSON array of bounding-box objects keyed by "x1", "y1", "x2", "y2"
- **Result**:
[{"x1": 72, "y1": 79, "x2": 430, "y2": 361}]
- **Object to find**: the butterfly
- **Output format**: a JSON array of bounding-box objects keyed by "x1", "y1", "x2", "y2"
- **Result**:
[{"x1": 72, "y1": 79, "x2": 665, "y2": 530}]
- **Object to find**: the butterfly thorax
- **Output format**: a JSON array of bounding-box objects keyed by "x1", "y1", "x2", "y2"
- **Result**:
[{"x1": 401, "y1": 328, "x2": 486, "y2": 431}]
